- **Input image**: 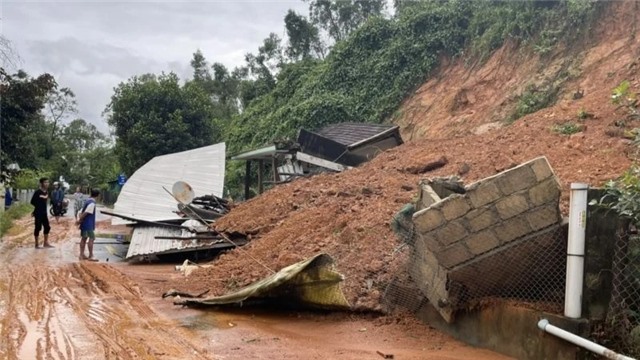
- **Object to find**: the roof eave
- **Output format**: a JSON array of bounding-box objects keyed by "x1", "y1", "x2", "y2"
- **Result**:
[{"x1": 346, "y1": 126, "x2": 402, "y2": 150}]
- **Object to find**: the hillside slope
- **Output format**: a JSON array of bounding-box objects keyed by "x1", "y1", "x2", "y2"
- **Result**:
[
  {"x1": 395, "y1": 1, "x2": 640, "y2": 141},
  {"x1": 180, "y1": 1, "x2": 640, "y2": 311}
]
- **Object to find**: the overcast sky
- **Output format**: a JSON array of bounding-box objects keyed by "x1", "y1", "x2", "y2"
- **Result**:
[{"x1": 1, "y1": 1, "x2": 309, "y2": 133}]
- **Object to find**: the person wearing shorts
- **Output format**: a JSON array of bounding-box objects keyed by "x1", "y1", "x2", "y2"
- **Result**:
[
  {"x1": 77, "y1": 189, "x2": 100, "y2": 261},
  {"x1": 31, "y1": 177, "x2": 53, "y2": 248}
]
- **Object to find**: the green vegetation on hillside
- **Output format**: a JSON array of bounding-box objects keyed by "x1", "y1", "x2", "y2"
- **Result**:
[
  {"x1": 227, "y1": 0, "x2": 598, "y2": 150},
  {"x1": 221, "y1": 0, "x2": 599, "y2": 196},
  {"x1": 100, "y1": 0, "x2": 601, "y2": 198}
]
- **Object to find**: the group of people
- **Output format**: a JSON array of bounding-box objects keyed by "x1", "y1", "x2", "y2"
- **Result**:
[{"x1": 30, "y1": 177, "x2": 101, "y2": 261}]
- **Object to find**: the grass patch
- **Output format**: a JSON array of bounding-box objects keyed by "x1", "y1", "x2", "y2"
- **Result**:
[
  {"x1": 510, "y1": 83, "x2": 560, "y2": 122},
  {"x1": 577, "y1": 108, "x2": 595, "y2": 120},
  {"x1": 0, "y1": 203, "x2": 34, "y2": 237},
  {"x1": 552, "y1": 122, "x2": 584, "y2": 135}
]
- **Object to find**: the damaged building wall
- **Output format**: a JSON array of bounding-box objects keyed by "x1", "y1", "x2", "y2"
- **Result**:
[{"x1": 410, "y1": 156, "x2": 564, "y2": 322}]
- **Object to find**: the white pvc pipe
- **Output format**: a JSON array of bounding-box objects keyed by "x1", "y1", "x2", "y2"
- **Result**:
[
  {"x1": 565, "y1": 182, "x2": 589, "y2": 318},
  {"x1": 538, "y1": 319, "x2": 636, "y2": 360}
]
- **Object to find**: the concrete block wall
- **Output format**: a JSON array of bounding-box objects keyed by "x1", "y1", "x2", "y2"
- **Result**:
[{"x1": 410, "y1": 156, "x2": 563, "y2": 322}]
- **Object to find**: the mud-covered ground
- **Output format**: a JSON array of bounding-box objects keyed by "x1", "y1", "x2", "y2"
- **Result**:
[{"x1": 0, "y1": 214, "x2": 511, "y2": 359}]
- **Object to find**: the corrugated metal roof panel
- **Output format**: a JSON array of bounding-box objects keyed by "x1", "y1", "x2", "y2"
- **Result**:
[
  {"x1": 126, "y1": 226, "x2": 229, "y2": 259},
  {"x1": 113, "y1": 143, "x2": 226, "y2": 225},
  {"x1": 316, "y1": 122, "x2": 397, "y2": 146}
]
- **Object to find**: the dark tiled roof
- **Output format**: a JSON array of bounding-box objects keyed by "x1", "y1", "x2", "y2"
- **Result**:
[{"x1": 316, "y1": 122, "x2": 397, "y2": 146}]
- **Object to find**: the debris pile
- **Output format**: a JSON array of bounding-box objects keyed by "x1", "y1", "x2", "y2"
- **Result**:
[
  {"x1": 107, "y1": 143, "x2": 245, "y2": 261},
  {"x1": 177, "y1": 194, "x2": 231, "y2": 222},
  {"x1": 178, "y1": 100, "x2": 633, "y2": 311}
]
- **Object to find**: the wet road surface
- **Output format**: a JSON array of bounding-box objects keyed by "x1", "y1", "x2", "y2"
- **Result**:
[{"x1": 0, "y1": 214, "x2": 512, "y2": 360}]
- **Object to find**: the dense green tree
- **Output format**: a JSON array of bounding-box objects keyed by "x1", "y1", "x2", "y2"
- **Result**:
[
  {"x1": 105, "y1": 72, "x2": 220, "y2": 175},
  {"x1": 305, "y1": 0, "x2": 386, "y2": 43},
  {"x1": 45, "y1": 86, "x2": 77, "y2": 139},
  {"x1": 61, "y1": 118, "x2": 106, "y2": 153},
  {"x1": 232, "y1": 66, "x2": 260, "y2": 110},
  {"x1": 242, "y1": 33, "x2": 285, "y2": 102},
  {"x1": 188, "y1": 51, "x2": 242, "y2": 119},
  {"x1": 84, "y1": 144, "x2": 120, "y2": 187},
  {"x1": 54, "y1": 120, "x2": 118, "y2": 187},
  {"x1": 1, "y1": 68, "x2": 118, "y2": 188},
  {"x1": 285, "y1": 10, "x2": 324, "y2": 60},
  {"x1": 0, "y1": 69, "x2": 56, "y2": 175},
  {"x1": 190, "y1": 49, "x2": 212, "y2": 84}
]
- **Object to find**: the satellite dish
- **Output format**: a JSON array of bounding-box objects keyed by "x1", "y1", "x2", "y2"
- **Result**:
[{"x1": 172, "y1": 181, "x2": 195, "y2": 205}]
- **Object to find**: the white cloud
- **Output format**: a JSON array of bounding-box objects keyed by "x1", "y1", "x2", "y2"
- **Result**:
[{"x1": 2, "y1": 0, "x2": 308, "y2": 133}]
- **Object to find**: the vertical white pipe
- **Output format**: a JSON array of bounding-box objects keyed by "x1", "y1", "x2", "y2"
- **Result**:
[{"x1": 565, "y1": 183, "x2": 589, "y2": 318}]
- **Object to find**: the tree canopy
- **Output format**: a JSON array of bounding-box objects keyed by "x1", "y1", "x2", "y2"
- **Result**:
[
  {"x1": 1, "y1": 68, "x2": 119, "y2": 188},
  {"x1": 0, "y1": 69, "x2": 56, "y2": 173},
  {"x1": 105, "y1": 72, "x2": 221, "y2": 175},
  {"x1": 306, "y1": 0, "x2": 386, "y2": 43}
]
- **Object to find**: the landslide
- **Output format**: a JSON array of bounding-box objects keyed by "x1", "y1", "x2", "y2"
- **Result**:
[
  {"x1": 395, "y1": 1, "x2": 640, "y2": 141},
  {"x1": 180, "y1": 1, "x2": 640, "y2": 311}
]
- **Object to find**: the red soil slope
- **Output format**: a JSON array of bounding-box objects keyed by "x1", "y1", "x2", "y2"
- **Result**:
[{"x1": 182, "y1": 1, "x2": 640, "y2": 310}]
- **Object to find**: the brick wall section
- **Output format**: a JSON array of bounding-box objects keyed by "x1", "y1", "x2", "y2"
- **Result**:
[{"x1": 409, "y1": 156, "x2": 562, "y2": 322}]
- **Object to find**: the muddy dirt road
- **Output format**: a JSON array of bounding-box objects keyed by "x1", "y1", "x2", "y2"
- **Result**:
[{"x1": 0, "y1": 215, "x2": 511, "y2": 359}]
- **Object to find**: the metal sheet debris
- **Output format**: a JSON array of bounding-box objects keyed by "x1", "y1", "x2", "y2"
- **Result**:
[
  {"x1": 113, "y1": 142, "x2": 226, "y2": 225},
  {"x1": 126, "y1": 225, "x2": 243, "y2": 260},
  {"x1": 173, "y1": 253, "x2": 351, "y2": 310}
]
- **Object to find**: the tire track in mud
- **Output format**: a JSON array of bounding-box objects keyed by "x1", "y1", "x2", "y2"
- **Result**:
[
  {"x1": 0, "y1": 248, "x2": 211, "y2": 360},
  {"x1": 64, "y1": 262, "x2": 211, "y2": 359}
]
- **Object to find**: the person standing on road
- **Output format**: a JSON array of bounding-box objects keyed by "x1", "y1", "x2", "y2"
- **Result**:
[
  {"x1": 31, "y1": 177, "x2": 53, "y2": 248},
  {"x1": 76, "y1": 189, "x2": 100, "y2": 261},
  {"x1": 5, "y1": 187, "x2": 12, "y2": 210},
  {"x1": 51, "y1": 182, "x2": 65, "y2": 221},
  {"x1": 73, "y1": 186, "x2": 84, "y2": 220}
]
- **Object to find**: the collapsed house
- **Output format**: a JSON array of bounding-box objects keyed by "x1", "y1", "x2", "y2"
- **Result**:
[
  {"x1": 231, "y1": 122, "x2": 403, "y2": 199},
  {"x1": 109, "y1": 143, "x2": 241, "y2": 261}
]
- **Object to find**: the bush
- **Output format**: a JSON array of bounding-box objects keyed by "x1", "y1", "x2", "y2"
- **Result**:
[
  {"x1": 577, "y1": 108, "x2": 595, "y2": 120},
  {"x1": 591, "y1": 166, "x2": 640, "y2": 225},
  {"x1": 612, "y1": 80, "x2": 640, "y2": 120},
  {"x1": 552, "y1": 121, "x2": 584, "y2": 135},
  {"x1": 0, "y1": 203, "x2": 34, "y2": 237},
  {"x1": 511, "y1": 84, "x2": 560, "y2": 121},
  {"x1": 13, "y1": 169, "x2": 52, "y2": 190}
]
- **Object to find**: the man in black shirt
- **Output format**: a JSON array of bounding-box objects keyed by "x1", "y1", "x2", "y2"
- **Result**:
[{"x1": 30, "y1": 177, "x2": 53, "y2": 248}]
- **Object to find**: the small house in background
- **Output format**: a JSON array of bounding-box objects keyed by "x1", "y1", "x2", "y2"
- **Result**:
[
  {"x1": 231, "y1": 122, "x2": 403, "y2": 199},
  {"x1": 298, "y1": 122, "x2": 403, "y2": 167}
]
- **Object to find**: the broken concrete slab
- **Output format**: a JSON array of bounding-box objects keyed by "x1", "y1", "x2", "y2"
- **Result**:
[
  {"x1": 415, "y1": 177, "x2": 466, "y2": 211},
  {"x1": 410, "y1": 156, "x2": 563, "y2": 322}
]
